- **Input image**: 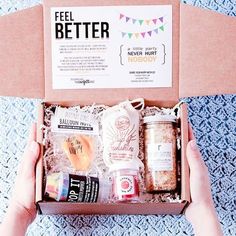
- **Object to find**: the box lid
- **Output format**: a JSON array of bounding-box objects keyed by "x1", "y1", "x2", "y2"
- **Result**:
[
  {"x1": 0, "y1": 2, "x2": 235, "y2": 101},
  {"x1": 179, "y1": 3, "x2": 236, "y2": 98},
  {"x1": 0, "y1": 5, "x2": 44, "y2": 99}
]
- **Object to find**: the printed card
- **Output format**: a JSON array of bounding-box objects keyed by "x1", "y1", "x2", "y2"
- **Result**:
[{"x1": 51, "y1": 5, "x2": 172, "y2": 89}]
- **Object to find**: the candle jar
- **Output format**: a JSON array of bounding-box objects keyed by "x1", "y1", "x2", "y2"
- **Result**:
[
  {"x1": 110, "y1": 162, "x2": 140, "y2": 202},
  {"x1": 143, "y1": 115, "x2": 177, "y2": 192}
]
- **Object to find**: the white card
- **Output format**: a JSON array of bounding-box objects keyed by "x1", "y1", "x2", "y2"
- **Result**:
[{"x1": 51, "y1": 5, "x2": 172, "y2": 89}]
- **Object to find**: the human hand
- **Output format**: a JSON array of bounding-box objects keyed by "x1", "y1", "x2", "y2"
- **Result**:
[
  {"x1": 10, "y1": 123, "x2": 40, "y2": 223},
  {"x1": 185, "y1": 125, "x2": 223, "y2": 236},
  {"x1": 0, "y1": 124, "x2": 40, "y2": 236}
]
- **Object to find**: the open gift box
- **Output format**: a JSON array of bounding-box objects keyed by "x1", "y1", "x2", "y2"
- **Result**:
[{"x1": 0, "y1": 0, "x2": 235, "y2": 215}]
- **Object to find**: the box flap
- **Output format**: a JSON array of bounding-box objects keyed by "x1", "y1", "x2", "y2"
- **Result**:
[
  {"x1": 0, "y1": 5, "x2": 44, "y2": 98},
  {"x1": 180, "y1": 3, "x2": 236, "y2": 98},
  {"x1": 44, "y1": 0, "x2": 180, "y2": 106}
]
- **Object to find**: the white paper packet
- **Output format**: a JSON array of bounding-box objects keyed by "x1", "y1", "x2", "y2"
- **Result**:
[{"x1": 102, "y1": 98, "x2": 144, "y2": 169}]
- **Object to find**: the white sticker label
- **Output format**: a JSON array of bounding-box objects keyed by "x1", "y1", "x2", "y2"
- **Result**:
[
  {"x1": 117, "y1": 175, "x2": 135, "y2": 195},
  {"x1": 51, "y1": 107, "x2": 99, "y2": 135},
  {"x1": 50, "y1": 5, "x2": 172, "y2": 89},
  {"x1": 147, "y1": 143, "x2": 173, "y2": 171}
]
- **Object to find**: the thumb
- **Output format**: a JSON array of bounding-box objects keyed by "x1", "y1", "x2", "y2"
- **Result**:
[
  {"x1": 24, "y1": 141, "x2": 40, "y2": 165},
  {"x1": 186, "y1": 140, "x2": 213, "y2": 206},
  {"x1": 186, "y1": 140, "x2": 207, "y2": 175},
  {"x1": 20, "y1": 141, "x2": 40, "y2": 178}
]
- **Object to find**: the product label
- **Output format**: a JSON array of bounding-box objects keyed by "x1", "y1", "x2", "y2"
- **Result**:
[
  {"x1": 108, "y1": 115, "x2": 136, "y2": 162},
  {"x1": 50, "y1": 5, "x2": 172, "y2": 89},
  {"x1": 51, "y1": 107, "x2": 99, "y2": 135},
  {"x1": 116, "y1": 175, "x2": 135, "y2": 195},
  {"x1": 147, "y1": 143, "x2": 173, "y2": 171},
  {"x1": 67, "y1": 174, "x2": 99, "y2": 202}
]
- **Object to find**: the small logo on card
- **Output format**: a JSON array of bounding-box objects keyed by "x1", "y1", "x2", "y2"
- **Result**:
[{"x1": 74, "y1": 79, "x2": 95, "y2": 85}]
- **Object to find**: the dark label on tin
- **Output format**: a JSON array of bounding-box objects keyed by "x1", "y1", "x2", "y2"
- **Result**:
[{"x1": 67, "y1": 174, "x2": 99, "y2": 202}]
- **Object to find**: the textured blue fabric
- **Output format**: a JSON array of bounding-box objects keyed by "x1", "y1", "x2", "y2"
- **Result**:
[{"x1": 0, "y1": 1, "x2": 236, "y2": 236}]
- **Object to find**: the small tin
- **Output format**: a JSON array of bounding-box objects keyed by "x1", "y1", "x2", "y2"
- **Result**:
[{"x1": 110, "y1": 161, "x2": 140, "y2": 202}]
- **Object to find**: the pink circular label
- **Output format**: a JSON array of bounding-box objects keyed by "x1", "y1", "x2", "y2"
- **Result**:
[{"x1": 121, "y1": 180, "x2": 130, "y2": 190}]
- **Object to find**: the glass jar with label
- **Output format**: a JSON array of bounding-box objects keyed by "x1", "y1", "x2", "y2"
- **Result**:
[{"x1": 143, "y1": 115, "x2": 177, "y2": 192}]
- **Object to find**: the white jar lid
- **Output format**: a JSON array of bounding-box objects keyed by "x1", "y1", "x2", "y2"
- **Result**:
[{"x1": 143, "y1": 114, "x2": 177, "y2": 124}]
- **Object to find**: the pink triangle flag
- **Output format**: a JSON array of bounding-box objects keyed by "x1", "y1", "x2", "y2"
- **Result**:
[
  {"x1": 141, "y1": 32, "x2": 146, "y2": 38},
  {"x1": 147, "y1": 31, "x2": 152, "y2": 37},
  {"x1": 152, "y1": 19, "x2": 158, "y2": 24},
  {"x1": 159, "y1": 17, "x2": 164, "y2": 23},
  {"x1": 120, "y1": 14, "x2": 124, "y2": 20},
  {"x1": 126, "y1": 17, "x2": 130, "y2": 22}
]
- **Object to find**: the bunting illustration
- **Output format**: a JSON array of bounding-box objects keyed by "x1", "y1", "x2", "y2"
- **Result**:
[
  {"x1": 121, "y1": 25, "x2": 165, "y2": 39},
  {"x1": 119, "y1": 13, "x2": 164, "y2": 26}
]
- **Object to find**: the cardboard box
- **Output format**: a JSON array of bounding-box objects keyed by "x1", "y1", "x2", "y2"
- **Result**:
[
  {"x1": 36, "y1": 102, "x2": 189, "y2": 215},
  {"x1": 0, "y1": 0, "x2": 235, "y2": 215}
]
